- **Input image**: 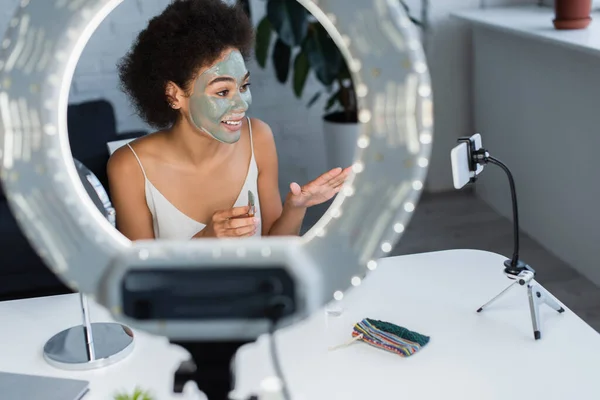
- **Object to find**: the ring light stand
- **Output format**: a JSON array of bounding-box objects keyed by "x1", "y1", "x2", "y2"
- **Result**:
[
  {"x1": 453, "y1": 135, "x2": 564, "y2": 340},
  {"x1": 43, "y1": 292, "x2": 135, "y2": 370},
  {"x1": 43, "y1": 160, "x2": 135, "y2": 370}
]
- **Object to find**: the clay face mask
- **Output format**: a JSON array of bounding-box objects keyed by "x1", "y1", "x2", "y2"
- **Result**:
[{"x1": 188, "y1": 50, "x2": 252, "y2": 144}]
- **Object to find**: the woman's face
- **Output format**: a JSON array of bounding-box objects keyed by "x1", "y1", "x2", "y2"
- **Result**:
[{"x1": 188, "y1": 49, "x2": 252, "y2": 144}]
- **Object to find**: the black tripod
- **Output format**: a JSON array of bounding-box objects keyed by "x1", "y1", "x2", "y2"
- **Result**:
[
  {"x1": 169, "y1": 303, "x2": 291, "y2": 400},
  {"x1": 457, "y1": 137, "x2": 564, "y2": 340},
  {"x1": 172, "y1": 340, "x2": 250, "y2": 399}
]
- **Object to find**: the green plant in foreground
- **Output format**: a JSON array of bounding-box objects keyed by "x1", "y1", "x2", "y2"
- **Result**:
[{"x1": 113, "y1": 387, "x2": 154, "y2": 400}]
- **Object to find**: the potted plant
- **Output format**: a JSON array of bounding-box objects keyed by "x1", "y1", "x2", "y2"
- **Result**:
[
  {"x1": 253, "y1": 0, "x2": 422, "y2": 170},
  {"x1": 553, "y1": 0, "x2": 592, "y2": 30}
]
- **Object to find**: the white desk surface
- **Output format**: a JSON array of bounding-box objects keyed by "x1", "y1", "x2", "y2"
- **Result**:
[
  {"x1": 0, "y1": 250, "x2": 598, "y2": 400},
  {"x1": 0, "y1": 293, "x2": 204, "y2": 399},
  {"x1": 232, "y1": 249, "x2": 600, "y2": 400}
]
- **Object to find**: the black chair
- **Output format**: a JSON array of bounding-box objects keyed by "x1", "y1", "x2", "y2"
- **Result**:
[
  {"x1": 0, "y1": 99, "x2": 145, "y2": 301},
  {"x1": 67, "y1": 99, "x2": 146, "y2": 196}
]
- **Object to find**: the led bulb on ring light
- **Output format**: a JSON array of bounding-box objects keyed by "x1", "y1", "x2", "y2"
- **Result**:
[
  {"x1": 138, "y1": 249, "x2": 149, "y2": 260},
  {"x1": 367, "y1": 260, "x2": 377, "y2": 270},
  {"x1": 415, "y1": 61, "x2": 427, "y2": 73},
  {"x1": 333, "y1": 291, "x2": 344, "y2": 301},
  {"x1": 420, "y1": 131, "x2": 432, "y2": 144},
  {"x1": 44, "y1": 124, "x2": 56, "y2": 135},
  {"x1": 352, "y1": 161, "x2": 365, "y2": 173},
  {"x1": 381, "y1": 242, "x2": 392, "y2": 253},
  {"x1": 418, "y1": 157, "x2": 429, "y2": 168},
  {"x1": 357, "y1": 135, "x2": 370, "y2": 149},
  {"x1": 393, "y1": 223, "x2": 405, "y2": 233},
  {"x1": 358, "y1": 109, "x2": 371, "y2": 123},
  {"x1": 356, "y1": 84, "x2": 368, "y2": 97},
  {"x1": 418, "y1": 85, "x2": 432, "y2": 97},
  {"x1": 349, "y1": 59, "x2": 362, "y2": 72},
  {"x1": 412, "y1": 181, "x2": 423, "y2": 191},
  {"x1": 351, "y1": 276, "x2": 361, "y2": 286},
  {"x1": 404, "y1": 202, "x2": 415, "y2": 212}
]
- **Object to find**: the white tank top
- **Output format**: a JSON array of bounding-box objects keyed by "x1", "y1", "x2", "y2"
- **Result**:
[{"x1": 127, "y1": 117, "x2": 262, "y2": 240}]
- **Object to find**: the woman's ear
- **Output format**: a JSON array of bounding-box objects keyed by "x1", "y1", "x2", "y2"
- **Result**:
[{"x1": 165, "y1": 81, "x2": 182, "y2": 110}]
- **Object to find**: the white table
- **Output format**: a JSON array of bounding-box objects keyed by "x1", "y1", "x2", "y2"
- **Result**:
[
  {"x1": 1, "y1": 250, "x2": 598, "y2": 400},
  {"x1": 232, "y1": 249, "x2": 600, "y2": 400},
  {"x1": 0, "y1": 293, "x2": 205, "y2": 399}
]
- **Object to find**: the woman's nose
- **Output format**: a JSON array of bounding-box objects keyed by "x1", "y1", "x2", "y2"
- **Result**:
[{"x1": 231, "y1": 91, "x2": 249, "y2": 111}]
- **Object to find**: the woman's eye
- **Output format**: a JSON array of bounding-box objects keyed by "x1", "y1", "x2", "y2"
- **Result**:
[
  {"x1": 241, "y1": 83, "x2": 251, "y2": 91},
  {"x1": 216, "y1": 90, "x2": 229, "y2": 97}
]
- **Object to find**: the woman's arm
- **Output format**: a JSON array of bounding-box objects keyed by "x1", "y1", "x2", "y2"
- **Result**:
[
  {"x1": 106, "y1": 145, "x2": 155, "y2": 240},
  {"x1": 267, "y1": 195, "x2": 307, "y2": 236},
  {"x1": 251, "y1": 118, "x2": 306, "y2": 236}
]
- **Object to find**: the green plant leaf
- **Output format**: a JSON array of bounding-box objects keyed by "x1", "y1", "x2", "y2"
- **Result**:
[
  {"x1": 292, "y1": 50, "x2": 309, "y2": 97},
  {"x1": 272, "y1": 38, "x2": 291, "y2": 83},
  {"x1": 409, "y1": 16, "x2": 422, "y2": 27},
  {"x1": 398, "y1": 0, "x2": 422, "y2": 26},
  {"x1": 325, "y1": 88, "x2": 341, "y2": 111},
  {"x1": 307, "y1": 91, "x2": 321, "y2": 107},
  {"x1": 303, "y1": 23, "x2": 342, "y2": 87},
  {"x1": 267, "y1": 0, "x2": 309, "y2": 47},
  {"x1": 338, "y1": 60, "x2": 351, "y2": 81},
  {"x1": 255, "y1": 17, "x2": 272, "y2": 68},
  {"x1": 113, "y1": 387, "x2": 154, "y2": 400}
]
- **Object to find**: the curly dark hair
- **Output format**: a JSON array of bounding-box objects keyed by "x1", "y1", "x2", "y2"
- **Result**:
[{"x1": 117, "y1": 0, "x2": 254, "y2": 129}]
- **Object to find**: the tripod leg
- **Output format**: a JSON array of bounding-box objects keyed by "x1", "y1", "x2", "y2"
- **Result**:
[
  {"x1": 477, "y1": 281, "x2": 519, "y2": 312},
  {"x1": 532, "y1": 282, "x2": 565, "y2": 313},
  {"x1": 527, "y1": 282, "x2": 565, "y2": 340},
  {"x1": 527, "y1": 285, "x2": 541, "y2": 340}
]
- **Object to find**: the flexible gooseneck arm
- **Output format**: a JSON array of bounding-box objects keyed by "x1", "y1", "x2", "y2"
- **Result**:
[
  {"x1": 471, "y1": 147, "x2": 528, "y2": 276},
  {"x1": 485, "y1": 156, "x2": 519, "y2": 268}
]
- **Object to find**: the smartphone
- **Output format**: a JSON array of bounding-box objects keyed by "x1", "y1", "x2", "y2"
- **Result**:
[{"x1": 450, "y1": 133, "x2": 484, "y2": 189}]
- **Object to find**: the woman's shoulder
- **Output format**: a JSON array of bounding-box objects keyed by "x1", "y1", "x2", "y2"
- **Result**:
[
  {"x1": 247, "y1": 117, "x2": 274, "y2": 144},
  {"x1": 247, "y1": 117, "x2": 278, "y2": 172},
  {"x1": 107, "y1": 131, "x2": 165, "y2": 177}
]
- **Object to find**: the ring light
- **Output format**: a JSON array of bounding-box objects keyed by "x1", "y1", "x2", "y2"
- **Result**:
[{"x1": 0, "y1": 0, "x2": 433, "y2": 342}]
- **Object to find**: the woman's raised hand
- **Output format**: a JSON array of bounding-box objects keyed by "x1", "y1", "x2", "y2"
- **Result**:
[{"x1": 286, "y1": 167, "x2": 351, "y2": 208}]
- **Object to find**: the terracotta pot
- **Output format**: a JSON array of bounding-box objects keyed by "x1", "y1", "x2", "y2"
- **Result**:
[{"x1": 554, "y1": 0, "x2": 592, "y2": 30}]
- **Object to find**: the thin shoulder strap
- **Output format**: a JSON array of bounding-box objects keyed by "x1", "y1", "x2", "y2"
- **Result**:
[
  {"x1": 126, "y1": 143, "x2": 148, "y2": 180},
  {"x1": 247, "y1": 116, "x2": 255, "y2": 156}
]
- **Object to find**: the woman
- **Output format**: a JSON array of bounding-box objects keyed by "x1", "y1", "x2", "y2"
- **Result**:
[{"x1": 107, "y1": 0, "x2": 350, "y2": 241}]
